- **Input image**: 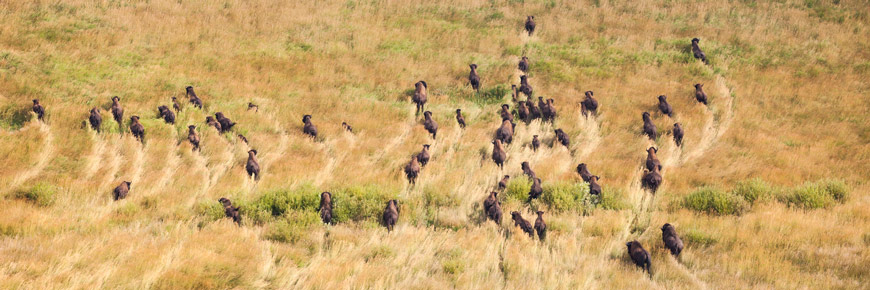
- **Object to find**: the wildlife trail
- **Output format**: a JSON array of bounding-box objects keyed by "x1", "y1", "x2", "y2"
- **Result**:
[{"x1": 3, "y1": 120, "x2": 54, "y2": 194}]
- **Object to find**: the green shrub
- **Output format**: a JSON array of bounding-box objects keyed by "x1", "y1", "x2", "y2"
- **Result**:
[
  {"x1": 245, "y1": 184, "x2": 320, "y2": 224},
  {"x1": 683, "y1": 228, "x2": 719, "y2": 246},
  {"x1": 732, "y1": 178, "x2": 773, "y2": 204},
  {"x1": 266, "y1": 211, "x2": 320, "y2": 243},
  {"x1": 682, "y1": 187, "x2": 748, "y2": 215},
  {"x1": 195, "y1": 199, "x2": 227, "y2": 224},
  {"x1": 471, "y1": 84, "x2": 510, "y2": 106},
  {"x1": 332, "y1": 184, "x2": 395, "y2": 223},
  {"x1": 780, "y1": 180, "x2": 848, "y2": 209},
  {"x1": 598, "y1": 186, "x2": 630, "y2": 210},
  {"x1": 541, "y1": 181, "x2": 589, "y2": 212},
  {"x1": 17, "y1": 182, "x2": 57, "y2": 207},
  {"x1": 504, "y1": 177, "x2": 532, "y2": 202}
]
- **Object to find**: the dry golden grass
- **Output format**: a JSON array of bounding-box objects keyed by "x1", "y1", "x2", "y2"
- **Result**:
[{"x1": 0, "y1": 0, "x2": 868, "y2": 288}]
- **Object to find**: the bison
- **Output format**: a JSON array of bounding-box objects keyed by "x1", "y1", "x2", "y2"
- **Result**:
[
  {"x1": 658, "y1": 95, "x2": 673, "y2": 118},
  {"x1": 342, "y1": 122, "x2": 353, "y2": 133},
  {"x1": 89, "y1": 107, "x2": 102, "y2": 132},
  {"x1": 645, "y1": 147, "x2": 661, "y2": 172},
  {"x1": 521, "y1": 161, "x2": 536, "y2": 180},
  {"x1": 527, "y1": 99, "x2": 540, "y2": 120},
  {"x1": 219, "y1": 197, "x2": 241, "y2": 225},
  {"x1": 172, "y1": 96, "x2": 181, "y2": 112},
  {"x1": 673, "y1": 123, "x2": 684, "y2": 147},
  {"x1": 511, "y1": 211, "x2": 534, "y2": 237},
  {"x1": 303, "y1": 114, "x2": 318, "y2": 139},
  {"x1": 422, "y1": 111, "x2": 438, "y2": 139},
  {"x1": 238, "y1": 134, "x2": 249, "y2": 144},
  {"x1": 495, "y1": 119, "x2": 514, "y2": 145},
  {"x1": 528, "y1": 177, "x2": 542, "y2": 202},
  {"x1": 641, "y1": 164, "x2": 663, "y2": 193},
  {"x1": 626, "y1": 240, "x2": 652, "y2": 276},
  {"x1": 694, "y1": 83, "x2": 708, "y2": 106},
  {"x1": 188, "y1": 125, "x2": 200, "y2": 151},
  {"x1": 519, "y1": 75, "x2": 533, "y2": 98},
  {"x1": 468, "y1": 64, "x2": 480, "y2": 92},
  {"x1": 661, "y1": 223, "x2": 684, "y2": 257},
  {"x1": 320, "y1": 192, "x2": 333, "y2": 225},
  {"x1": 215, "y1": 112, "x2": 236, "y2": 133},
  {"x1": 205, "y1": 116, "x2": 222, "y2": 132},
  {"x1": 500, "y1": 104, "x2": 514, "y2": 122},
  {"x1": 31, "y1": 99, "x2": 45, "y2": 121},
  {"x1": 113, "y1": 181, "x2": 132, "y2": 201},
  {"x1": 531, "y1": 135, "x2": 540, "y2": 152},
  {"x1": 534, "y1": 211, "x2": 546, "y2": 241},
  {"x1": 455, "y1": 109, "x2": 466, "y2": 129},
  {"x1": 518, "y1": 56, "x2": 529, "y2": 73},
  {"x1": 158, "y1": 105, "x2": 176, "y2": 124},
  {"x1": 576, "y1": 163, "x2": 593, "y2": 182},
  {"x1": 186, "y1": 86, "x2": 203, "y2": 109},
  {"x1": 111, "y1": 96, "x2": 124, "y2": 126},
  {"x1": 555, "y1": 128, "x2": 570, "y2": 148},
  {"x1": 248, "y1": 102, "x2": 259, "y2": 112},
  {"x1": 484, "y1": 191, "x2": 502, "y2": 224},
  {"x1": 517, "y1": 101, "x2": 529, "y2": 121},
  {"x1": 588, "y1": 175, "x2": 601, "y2": 195},
  {"x1": 497, "y1": 175, "x2": 510, "y2": 191},
  {"x1": 580, "y1": 91, "x2": 598, "y2": 118},
  {"x1": 130, "y1": 116, "x2": 145, "y2": 143},
  {"x1": 246, "y1": 149, "x2": 260, "y2": 180},
  {"x1": 412, "y1": 81, "x2": 428, "y2": 115},
  {"x1": 404, "y1": 155, "x2": 421, "y2": 185},
  {"x1": 524, "y1": 16, "x2": 536, "y2": 36},
  {"x1": 492, "y1": 140, "x2": 507, "y2": 169},
  {"x1": 417, "y1": 144, "x2": 431, "y2": 167},
  {"x1": 382, "y1": 199, "x2": 399, "y2": 231},
  {"x1": 691, "y1": 38, "x2": 707, "y2": 64},
  {"x1": 642, "y1": 112, "x2": 657, "y2": 140}
]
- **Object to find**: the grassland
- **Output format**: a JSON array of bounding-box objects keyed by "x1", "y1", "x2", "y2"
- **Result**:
[{"x1": 0, "y1": 0, "x2": 868, "y2": 288}]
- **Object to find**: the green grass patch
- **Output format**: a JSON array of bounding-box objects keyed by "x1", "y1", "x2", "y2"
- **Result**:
[
  {"x1": 682, "y1": 186, "x2": 748, "y2": 215},
  {"x1": 541, "y1": 181, "x2": 590, "y2": 212},
  {"x1": 683, "y1": 228, "x2": 719, "y2": 246},
  {"x1": 504, "y1": 177, "x2": 532, "y2": 202},
  {"x1": 598, "y1": 186, "x2": 630, "y2": 211},
  {"x1": 779, "y1": 179, "x2": 848, "y2": 209},
  {"x1": 16, "y1": 182, "x2": 57, "y2": 207},
  {"x1": 732, "y1": 178, "x2": 774, "y2": 204},
  {"x1": 332, "y1": 184, "x2": 396, "y2": 223},
  {"x1": 265, "y1": 211, "x2": 320, "y2": 243}
]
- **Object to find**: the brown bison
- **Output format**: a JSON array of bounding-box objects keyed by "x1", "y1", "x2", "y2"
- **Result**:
[
  {"x1": 673, "y1": 123, "x2": 684, "y2": 147},
  {"x1": 113, "y1": 181, "x2": 132, "y2": 201},
  {"x1": 524, "y1": 16, "x2": 536, "y2": 36},
  {"x1": 555, "y1": 128, "x2": 570, "y2": 148},
  {"x1": 691, "y1": 38, "x2": 707, "y2": 64},
  {"x1": 531, "y1": 135, "x2": 540, "y2": 152},
  {"x1": 342, "y1": 122, "x2": 353, "y2": 133},
  {"x1": 130, "y1": 116, "x2": 145, "y2": 143},
  {"x1": 89, "y1": 107, "x2": 102, "y2": 132},
  {"x1": 511, "y1": 211, "x2": 534, "y2": 237},
  {"x1": 661, "y1": 223, "x2": 684, "y2": 257},
  {"x1": 547, "y1": 99, "x2": 557, "y2": 121},
  {"x1": 172, "y1": 96, "x2": 181, "y2": 112},
  {"x1": 382, "y1": 199, "x2": 399, "y2": 231},
  {"x1": 495, "y1": 119, "x2": 514, "y2": 145},
  {"x1": 642, "y1": 164, "x2": 663, "y2": 193},
  {"x1": 219, "y1": 197, "x2": 241, "y2": 225},
  {"x1": 576, "y1": 163, "x2": 593, "y2": 182},
  {"x1": 658, "y1": 95, "x2": 673, "y2": 118},
  {"x1": 517, "y1": 101, "x2": 529, "y2": 121},
  {"x1": 528, "y1": 177, "x2": 542, "y2": 202},
  {"x1": 31, "y1": 99, "x2": 45, "y2": 121},
  {"x1": 320, "y1": 192, "x2": 333, "y2": 225},
  {"x1": 412, "y1": 81, "x2": 428, "y2": 115},
  {"x1": 626, "y1": 240, "x2": 652, "y2": 276},
  {"x1": 158, "y1": 105, "x2": 176, "y2": 124},
  {"x1": 521, "y1": 161, "x2": 536, "y2": 180},
  {"x1": 248, "y1": 102, "x2": 259, "y2": 112},
  {"x1": 246, "y1": 149, "x2": 260, "y2": 180},
  {"x1": 405, "y1": 155, "x2": 421, "y2": 185},
  {"x1": 694, "y1": 83, "x2": 708, "y2": 106},
  {"x1": 303, "y1": 114, "x2": 318, "y2": 139},
  {"x1": 455, "y1": 109, "x2": 466, "y2": 129},
  {"x1": 469, "y1": 64, "x2": 480, "y2": 92},
  {"x1": 215, "y1": 112, "x2": 236, "y2": 133},
  {"x1": 642, "y1": 112, "x2": 657, "y2": 140},
  {"x1": 188, "y1": 125, "x2": 200, "y2": 151},
  {"x1": 534, "y1": 211, "x2": 546, "y2": 241},
  {"x1": 492, "y1": 140, "x2": 507, "y2": 169},
  {"x1": 484, "y1": 191, "x2": 502, "y2": 224},
  {"x1": 206, "y1": 116, "x2": 222, "y2": 132},
  {"x1": 423, "y1": 111, "x2": 438, "y2": 139},
  {"x1": 518, "y1": 56, "x2": 529, "y2": 73},
  {"x1": 417, "y1": 144, "x2": 431, "y2": 167},
  {"x1": 537, "y1": 97, "x2": 548, "y2": 120},
  {"x1": 497, "y1": 175, "x2": 510, "y2": 191},
  {"x1": 186, "y1": 86, "x2": 203, "y2": 109},
  {"x1": 519, "y1": 75, "x2": 533, "y2": 98},
  {"x1": 111, "y1": 96, "x2": 124, "y2": 126},
  {"x1": 500, "y1": 104, "x2": 514, "y2": 122},
  {"x1": 527, "y1": 99, "x2": 540, "y2": 120},
  {"x1": 580, "y1": 91, "x2": 598, "y2": 117},
  {"x1": 645, "y1": 147, "x2": 661, "y2": 172},
  {"x1": 588, "y1": 175, "x2": 601, "y2": 195}
]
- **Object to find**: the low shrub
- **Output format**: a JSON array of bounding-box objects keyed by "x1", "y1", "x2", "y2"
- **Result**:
[
  {"x1": 195, "y1": 199, "x2": 227, "y2": 224},
  {"x1": 598, "y1": 186, "x2": 630, "y2": 211},
  {"x1": 682, "y1": 187, "x2": 748, "y2": 215},
  {"x1": 780, "y1": 179, "x2": 848, "y2": 209},
  {"x1": 504, "y1": 177, "x2": 532, "y2": 202},
  {"x1": 683, "y1": 228, "x2": 719, "y2": 246},
  {"x1": 245, "y1": 184, "x2": 320, "y2": 224},
  {"x1": 17, "y1": 182, "x2": 57, "y2": 207},
  {"x1": 732, "y1": 178, "x2": 773, "y2": 204},
  {"x1": 332, "y1": 184, "x2": 395, "y2": 223},
  {"x1": 541, "y1": 181, "x2": 589, "y2": 212}
]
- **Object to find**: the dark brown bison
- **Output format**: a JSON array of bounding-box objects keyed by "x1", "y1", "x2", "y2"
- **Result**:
[
  {"x1": 31, "y1": 99, "x2": 45, "y2": 121},
  {"x1": 527, "y1": 99, "x2": 540, "y2": 120},
  {"x1": 215, "y1": 112, "x2": 236, "y2": 133},
  {"x1": 519, "y1": 75, "x2": 533, "y2": 98},
  {"x1": 518, "y1": 56, "x2": 529, "y2": 73},
  {"x1": 673, "y1": 123, "x2": 684, "y2": 147},
  {"x1": 246, "y1": 149, "x2": 260, "y2": 180},
  {"x1": 521, "y1": 161, "x2": 536, "y2": 180},
  {"x1": 219, "y1": 197, "x2": 241, "y2": 225},
  {"x1": 555, "y1": 128, "x2": 570, "y2": 148},
  {"x1": 642, "y1": 112, "x2": 657, "y2": 140},
  {"x1": 511, "y1": 211, "x2": 534, "y2": 237},
  {"x1": 342, "y1": 122, "x2": 353, "y2": 133},
  {"x1": 172, "y1": 96, "x2": 181, "y2": 112},
  {"x1": 511, "y1": 84, "x2": 519, "y2": 102},
  {"x1": 405, "y1": 155, "x2": 421, "y2": 185},
  {"x1": 484, "y1": 191, "x2": 502, "y2": 224},
  {"x1": 694, "y1": 83, "x2": 708, "y2": 106},
  {"x1": 492, "y1": 140, "x2": 507, "y2": 169},
  {"x1": 130, "y1": 116, "x2": 145, "y2": 143},
  {"x1": 524, "y1": 16, "x2": 536, "y2": 36},
  {"x1": 528, "y1": 177, "x2": 542, "y2": 202},
  {"x1": 537, "y1": 97, "x2": 549, "y2": 120},
  {"x1": 382, "y1": 199, "x2": 399, "y2": 231},
  {"x1": 320, "y1": 192, "x2": 333, "y2": 225},
  {"x1": 588, "y1": 175, "x2": 601, "y2": 195},
  {"x1": 661, "y1": 223, "x2": 684, "y2": 257},
  {"x1": 642, "y1": 164, "x2": 663, "y2": 193},
  {"x1": 531, "y1": 135, "x2": 540, "y2": 152},
  {"x1": 468, "y1": 64, "x2": 480, "y2": 92},
  {"x1": 495, "y1": 119, "x2": 514, "y2": 145},
  {"x1": 455, "y1": 109, "x2": 466, "y2": 129},
  {"x1": 517, "y1": 101, "x2": 529, "y2": 121},
  {"x1": 580, "y1": 91, "x2": 598, "y2": 117},
  {"x1": 576, "y1": 163, "x2": 593, "y2": 182},
  {"x1": 534, "y1": 211, "x2": 546, "y2": 241},
  {"x1": 111, "y1": 96, "x2": 124, "y2": 126},
  {"x1": 626, "y1": 240, "x2": 651, "y2": 276},
  {"x1": 547, "y1": 99, "x2": 557, "y2": 121},
  {"x1": 417, "y1": 144, "x2": 431, "y2": 167},
  {"x1": 113, "y1": 181, "x2": 132, "y2": 201},
  {"x1": 691, "y1": 38, "x2": 707, "y2": 64},
  {"x1": 186, "y1": 86, "x2": 203, "y2": 109},
  {"x1": 248, "y1": 102, "x2": 259, "y2": 112},
  {"x1": 89, "y1": 107, "x2": 102, "y2": 132},
  {"x1": 423, "y1": 111, "x2": 438, "y2": 139},
  {"x1": 238, "y1": 134, "x2": 249, "y2": 144},
  {"x1": 497, "y1": 175, "x2": 510, "y2": 191},
  {"x1": 158, "y1": 105, "x2": 176, "y2": 124},
  {"x1": 500, "y1": 104, "x2": 514, "y2": 122},
  {"x1": 303, "y1": 114, "x2": 317, "y2": 139},
  {"x1": 205, "y1": 116, "x2": 222, "y2": 132},
  {"x1": 658, "y1": 95, "x2": 673, "y2": 118},
  {"x1": 412, "y1": 81, "x2": 428, "y2": 115},
  {"x1": 645, "y1": 147, "x2": 661, "y2": 172},
  {"x1": 188, "y1": 125, "x2": 200, "y2": 151}
]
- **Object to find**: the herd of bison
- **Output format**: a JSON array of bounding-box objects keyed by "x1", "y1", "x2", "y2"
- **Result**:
[{"x1": 21, "y1": 16, "x2": 718, "y2": 275}]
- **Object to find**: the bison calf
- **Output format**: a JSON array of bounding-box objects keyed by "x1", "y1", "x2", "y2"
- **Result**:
[
  {"x1": 468, "y1": 64, "x2": 480, "y2": 92},
  {"x1": 518, "y1": 56, "x2": 529, "y2": 73},
  {"x1": 521, "y1": 161, "x2": 536, "y2": 180},
  {"x1": 158, "y1": 105, "x2": 176, "y2": 124},
  {"x1": 113, "y1": 181, "x2": 132, "y2": 201},
  {"x1": 111, "y1": 96, "x2": 124, "y2": 126},
  {"x1": 645, "y1": 147, "x2": 661, "y2": 172},
  {"x1": 89, "y1": 107, "x2": 102, "y2": 132},
  {"x1": 206, "y1": 116, "x2": 222, "y2": 132},
  {"x1": 405, "y1": 155, "x2": 421, "y2": 185},
  {"x1": 694, "y1": 83, "x2": 708, "y2": 106},
  {"x1": 302, "y1": 114, "x2": 318, "y2": 139},
  {"x1": 528, "y1": 177, "x2": 542, "y2": 202},
  {"x1": 188, "y1": 125, "x2": 200, "y2": 151},
  {"x1": 484, "y1": 191, "x2": 502, "y2": 224},
  {"x1": 412, "y1": 81, "x2": 428, "y2": 115},
  {"x1": 130, "y1": 116, "x2": 145, "y2": 143},
  {"x1": 417, "y1": 144, "x2": 431, "y2": 167},
  {"x1": 455, "y1": 109, "x2": 466, "y2": 129},
  {"x1": 519, "y1": 75, "x2": 533, "y2": 98},
  {"x1": 186, "y1": 86, "x2": 203, "y2": 109},
  {"x1": 642, "y1": 112, "x2": 657, "y2": 140},
  {"x1": 534, "y1": 211, "x2": 546, "y2": 241},
  {"x1": 423, "y1": 111, "x2": 438, "y2": 139},
  {"x1": 382, "y1": 200, "x2": 399, "y2": 231},
  {"x1": 492, "y1": 140, "x2": 507, "y2": 169},
  {"x1": 524, "y1": 16, "x2": 536, "y2": 36},
  {"x1": 219, "y1": 197, "x2": 241, "y2": 225},
  {"x1": 342, "y1": 122, "x2": 353, "y2": 133},
  {"x1": 246, "y1": 149, "x2": 260, "y2": 180},
  {"x1": 641, "y1": 165, "x2": 663, "y2": 193},
  {"x1": 32, "y1": 99, "x2": 45, "y2": 121},
  {"x1": 497, "y1": 175, "x2": 510, "y2": 191},
  {"x1": 320, "y1": 192, "x2": 333, "y2": 225},
  {"x1": 588, "y1": 175, "x2": 602, "y2": 195},
  {"x1": 581, "y1": 91, "x2": 598, "y2": 118},
  {"x1": 511, "y1": 211, "x2": 534, "y2": 238},
  {"x1": 531, "y1": 135, "x2": 540, "y2": 152},
  {"x1": 673, "y1": 123, "x2": 684, "y2": 147}
]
